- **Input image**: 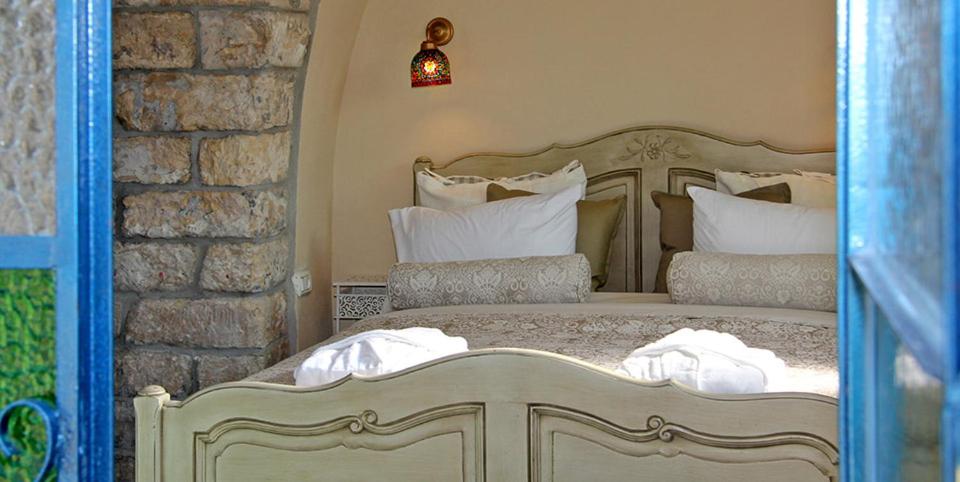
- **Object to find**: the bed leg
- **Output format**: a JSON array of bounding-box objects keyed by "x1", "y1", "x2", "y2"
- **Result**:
[{"x1": 134, "y1": 385, "x2": 170, "y2": 482}]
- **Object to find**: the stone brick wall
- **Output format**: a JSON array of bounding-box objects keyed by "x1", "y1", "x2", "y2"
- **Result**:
[{"x1": 111, "y1": 1, "x2": 314, "y2": 479}]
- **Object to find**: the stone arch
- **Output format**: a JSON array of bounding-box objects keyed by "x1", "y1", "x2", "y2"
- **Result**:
[{"x1": 111, "y1": 1, "x2": 315, "y2": 478}]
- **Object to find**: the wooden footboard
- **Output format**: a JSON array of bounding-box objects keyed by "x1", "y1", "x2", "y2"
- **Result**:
[{"x1": 134, "y1": 349, "x2": 838, "y2": 482}]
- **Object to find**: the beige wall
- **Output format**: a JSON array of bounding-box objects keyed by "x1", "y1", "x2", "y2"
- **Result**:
[
  {"x1": 328, "y1": 0, "x2": 836, "y2": 281},
  {"x1": 295, "y1": 0, "x2": 367, "y2": 349},
  {"x1": 295, "y1": 0, "x2": 836, "y2": 345}
]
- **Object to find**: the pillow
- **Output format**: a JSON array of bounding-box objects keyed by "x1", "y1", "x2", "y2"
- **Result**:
[
  {"x1": 487, "y1": 184, "x2": 625, "y2": 290},
  {"x1": 388, "y1": 254, "x2": 591, "y2": 310},
  {"x1": 714, "y1": 169, "x2": 835, "y2": 208},
  {"x1": 416, "y1": 160, "x2": 587, "y2": 210},
  {"x1": 688, "y1": 186, "x2": 836, "y2": 254},
  {"x1": 650, "y1": 183, "x2": 792, "y2": 293},
  {"x1": 667, "y1": 252, "x2": 836, "y2": 312},
  {"x1": 390, "y1": 184, "x2": 580, "y2": 263},
  {"x1": 387, "y1": 254, "x2": 590, "y2": 310}
]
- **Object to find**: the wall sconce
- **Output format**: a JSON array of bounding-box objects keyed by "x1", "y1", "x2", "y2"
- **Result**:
[{"x1": 411, "y1": 17, "x2": 454, "y2": 88}]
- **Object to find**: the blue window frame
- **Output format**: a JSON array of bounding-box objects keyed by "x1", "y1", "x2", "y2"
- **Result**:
[
  {"x1": 0, "y1": 0, "x2": 113, "y2": 479},
  {"x1": 838, "y1": 0, "x2": 960, "y2": 480},
  {"x1": 1, "y1": 0, "x2": 958, "y2": 480}
]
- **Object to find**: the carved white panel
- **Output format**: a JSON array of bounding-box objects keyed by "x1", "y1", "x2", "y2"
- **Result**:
[
  {"x1": 613, "y1": 133, "x2": 694, "y2": 164},
  {"x1": 336, "y1": 294, "x2": 386, "y2": 319},
  {"x1": 333, "y1": 282, "x2": 387, "y2": 332},
  {"x1": 528, "y1": 404, "x2": 838, "y2": 482},
  {"x1": 195, "y1": 403, "x2": 486, "y2": 482}
]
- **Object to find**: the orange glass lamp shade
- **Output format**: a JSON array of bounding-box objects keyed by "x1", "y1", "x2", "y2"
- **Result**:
[
  {"x1": 411, "y1": 42, "x2": 451, "y2": 87},
  {"x1": 411, "y1": 17, "x2": 454, "y2": 88}
]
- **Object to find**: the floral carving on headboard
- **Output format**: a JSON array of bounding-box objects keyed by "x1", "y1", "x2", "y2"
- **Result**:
[{"x1": 617, "y1": 134, "x2": 693, "y2": 163}]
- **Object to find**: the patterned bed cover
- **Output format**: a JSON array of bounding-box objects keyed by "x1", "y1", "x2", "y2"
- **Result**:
[{"x1": 247, "y1": 294, "x2": 837, "y2": 397}]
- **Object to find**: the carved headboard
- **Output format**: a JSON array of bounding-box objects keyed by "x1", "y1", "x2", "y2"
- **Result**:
[{"x1": 413, "y1": 126, "x2": 835, "y2": 292}]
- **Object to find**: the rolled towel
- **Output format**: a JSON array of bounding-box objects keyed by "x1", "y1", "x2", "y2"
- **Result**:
[
  {"x1": 616, "y1": 328, "x2": 785, "y2": 394},
  {"x1": 294, "y1": 327, "x2": 468, "y2": 386}
]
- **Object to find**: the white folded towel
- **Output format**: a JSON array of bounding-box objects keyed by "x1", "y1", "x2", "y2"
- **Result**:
[
  {"x1": 294, "y1": 328, "x2": 469, "y2": 386},
  {"x1": 616, "y1": 328, "x2": 785, "y2": 394}
]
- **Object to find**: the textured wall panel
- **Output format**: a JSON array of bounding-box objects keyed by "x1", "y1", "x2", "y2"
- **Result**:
[
  {"x1": 0, "y1": 270, "x2": 56, "y2": 479},
  {"x1": 0, "y1": 0, "x2": 57, "y2": 235}
]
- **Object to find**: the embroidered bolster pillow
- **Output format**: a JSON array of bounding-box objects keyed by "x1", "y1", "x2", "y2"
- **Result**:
[
  {"x1": 388, "y1": 254, "x2": 591, "y2": 310},
  {"x1": 667, "y1": 252, "x2": 836, "y2": 312}
]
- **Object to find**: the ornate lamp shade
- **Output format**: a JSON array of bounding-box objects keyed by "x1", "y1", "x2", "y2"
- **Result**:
[
  {"x1": 411, "y1": 17, "x2": 454, "y2": 88},
  {"x1": 411, "y1": 41, "x2": 451, "y2": 88}
]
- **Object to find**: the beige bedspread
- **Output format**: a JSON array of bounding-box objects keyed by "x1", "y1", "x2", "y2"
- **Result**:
[{"x1": 248, "y1": 296, "x2": 837, "y2": 397}]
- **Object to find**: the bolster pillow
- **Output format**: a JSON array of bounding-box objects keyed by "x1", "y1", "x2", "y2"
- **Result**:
[
  {"x1": 388, "y1": 254, "x2": 591, "y2": 310},
  {"x1": 667, "y1": 252, "x2": 836, "y2": 312}
]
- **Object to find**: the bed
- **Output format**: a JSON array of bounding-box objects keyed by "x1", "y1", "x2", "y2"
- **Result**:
[
  {"x1": 251, "y1": 295, "x2": 838, "y2": 397},
  {"x1": 134, "y1": 126, "x2": 838, "y2": 481}
]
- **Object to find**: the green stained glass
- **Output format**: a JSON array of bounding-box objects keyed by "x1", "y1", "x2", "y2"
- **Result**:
[{"x1": 0, "y1": 270, "x2": 56, "y2": 481}]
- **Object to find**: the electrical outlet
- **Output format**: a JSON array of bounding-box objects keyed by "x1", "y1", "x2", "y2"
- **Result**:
[{"x1": 292, "y1": 270, "x2": 312, "y2": 296}]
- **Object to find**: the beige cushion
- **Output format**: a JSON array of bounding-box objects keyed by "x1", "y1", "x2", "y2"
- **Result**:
[
  {"x1": 667, "y1": 252, "x2": 836, "y2": 312},
  {"x1": 416, "y1": 160, "x2": 586, "y2": 210},
  {"x1": 650, "y1": 183, "x2": 791, "y2": 292},
  {"x1": 487, "y1": 184, "x2": 625, "y2": 290},
  {"x1": 388, "y1": 254, "x2": 591, "y2": 310},
  {"x1": 714, "y1": 169, "x2": 834, "y2": 208}
]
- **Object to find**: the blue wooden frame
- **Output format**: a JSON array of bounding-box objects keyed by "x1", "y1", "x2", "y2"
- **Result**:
[
  {"x1": 943, "y1": 0, "x2": 960, "y2": 477},
  {"x1": 0, "y1": 0, "x2": 113, "y2": 479},
  {"x1": 839, "y1": 0, "x2": 960, "y2": 480},
  {"x1": 835, "y1": 0, "x2": 857, "y2": 478}
]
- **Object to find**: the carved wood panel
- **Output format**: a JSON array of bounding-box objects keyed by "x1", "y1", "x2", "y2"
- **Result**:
[
  {"x1": 528, "y1": 404, "x2": 838, "y2": 482},
  {"x1": 194, "y1": 403, "x2": 486, "y2": 482},
  {"x1": 666, "y1": 167, "x2": 717, "y2": 196},
  {"x1": 585, "y1": 169, "x2": 640, "y2": 292}
]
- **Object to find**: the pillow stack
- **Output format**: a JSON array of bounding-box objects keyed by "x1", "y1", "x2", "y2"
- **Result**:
[
  {"x1": 486, "y1": 184, "x2": 624, "y2": 290},
  {"x1": 389, "y1": 160, "x2": 624, "y2": 309},
  {"x1": 650, "y1": 183, "x2": 791, "y2": 292},
  {"x1": 655, "y1": 169, "x2": 837, "y2": 312}
]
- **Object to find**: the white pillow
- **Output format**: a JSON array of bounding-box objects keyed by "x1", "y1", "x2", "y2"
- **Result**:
[
  {"x1": 390, "y1": 184, "x2": 580, "y2": 263},
  {"x1": 416, "y1": 160, "x2": 587, "y2": 210},
  {"x1": 688, "y1": 186, "x2": 836, "y2": 254},
  {"x1": 714, "y1": 169, "x2": 836, "y2": 208}
]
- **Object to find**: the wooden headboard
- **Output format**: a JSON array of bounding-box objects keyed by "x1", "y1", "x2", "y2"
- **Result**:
[{"x1": 413, "y1": 126, "x2": 835, "y2": 292}]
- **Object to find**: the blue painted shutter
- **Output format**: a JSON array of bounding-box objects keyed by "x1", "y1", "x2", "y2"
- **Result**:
[
  {"x1": 0, "y1": 0, "x2": 114, "y2": 480},
  {"x1": 838, "y1": 0, "x2": 960, "y2": 480}
]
